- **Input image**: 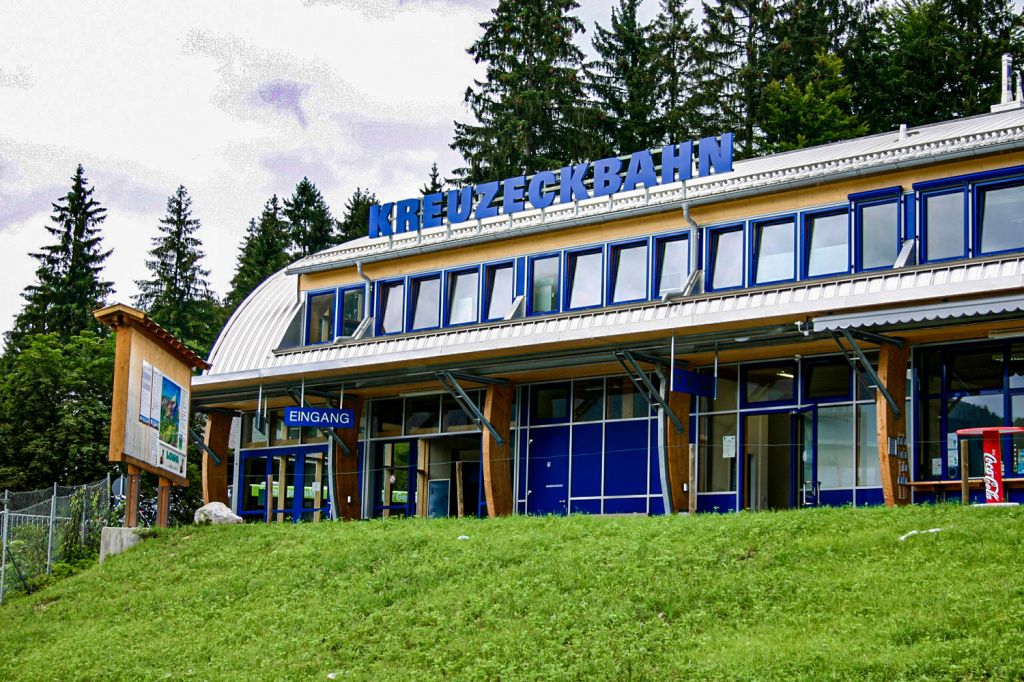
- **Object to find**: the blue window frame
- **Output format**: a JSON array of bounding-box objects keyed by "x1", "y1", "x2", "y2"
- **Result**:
[
  {"x1": 851, "y1": 187, "x2": 901, "y2": 271},
  {"x1": 920, "y1": 186, "x2": 968, "y2": 263},
  {"x1": 803, "y1": 357, "x2": 852, "y2": 403},
  {"x1": 483, "y1": 261, "x2": 515, "y2": 322},
  {"x1": 408, "y1": 274, "x2": 441, "y2": 331},
  {"x1": 445, "y1": 267, "x2": 480, "y2": 326},
  {"x1": 974, "y1": 177, "x2": 1024, "y2": 256},
  {"x1": 751, "y1": 216, "x2": 796, "y2": 285},
  {"x1": 653, "y1": 233, "x2": 690, "y2": 298},
  {"x1": 741, "y1": 361, "x2": 798, "y2": 408},
  {"x1": 608, "y1": 240, "x2": 649, "y2": 304},
  {"x1": 338, "y1": 285, "x2": 365, "y2": 337},
  {"x1": 377, "y1": 279, "x2": 405, "y2": 335},
  {"x1": 528, "y1": 254, "x2": 561, "y2": 315},
  {"x1": 305, "y1": 289, "x2": 336, "y2": 345},
  {"x1": 706, "y1": 225, "x2": 744, "y2": 291},
  {"x1": 565, "y1": 247, "x2": 603, "y2": 310},
  {"x1": 802, "y1": 208, "x2": 849, "y2": 279}
]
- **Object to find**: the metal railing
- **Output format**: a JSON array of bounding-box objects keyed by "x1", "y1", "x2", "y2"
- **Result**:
[{"x1": 0, "y1": 477, "x2": 111, "y2": 605}]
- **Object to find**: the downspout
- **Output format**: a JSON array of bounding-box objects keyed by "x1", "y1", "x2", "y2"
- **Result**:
[{"x1": 356, "y1": 260, "x2": 373, "y2": 320}]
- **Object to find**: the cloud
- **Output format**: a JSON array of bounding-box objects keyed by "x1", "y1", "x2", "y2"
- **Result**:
[
  {"x1": 251, "y1": 80, "x2": 311, "y2": 127},
  {"x1": 0, "y1": 66, "x2": 32, "y2": 90}
]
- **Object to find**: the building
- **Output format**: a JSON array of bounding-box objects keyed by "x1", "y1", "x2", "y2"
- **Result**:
[{"x1": 194, "y1": 77, "x2": 1024, "y2": 521}]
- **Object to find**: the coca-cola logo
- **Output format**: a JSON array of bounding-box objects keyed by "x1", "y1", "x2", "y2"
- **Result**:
[{"x1": 983, "y1": 451, "x2": 1000, "y2": 501}]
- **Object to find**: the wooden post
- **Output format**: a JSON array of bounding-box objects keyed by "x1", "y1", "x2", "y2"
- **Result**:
[
  {"x1": 876, "y1": 342, "x2": 910, "y2": 507},
  {"x1": 665, "y1": 391, "x2": 691, "y2": 513},
  {"x1": 265, "y1": 474, "x2": 273, "y2": 524},
  {"x1": 333, "y1": 395, "x2": 363, "y2": 520},
  {"x1": 125, "y1": 464, "x2": 141, "y2": 528},
  {"x1": 416, "y1": 439, "x2": 430, "y2": 518},
  {"x1": 688, "y1": 445, "x2": 698, "y2": 515},
  {"x1": 456, "y1": 461, "x2": 465, "y2": 518},
  {"x1": 202, "y1": 412, "x2": 232, "y2": 505},
  {"x1": 156, "y1": 477, "x2": 172, "y2": 528},
  {"x1": 481, "y1": 383, "x2": 515, "y2": 518}
]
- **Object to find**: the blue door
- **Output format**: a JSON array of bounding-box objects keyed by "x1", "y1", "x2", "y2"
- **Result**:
[
  {"x1": 527, "y1": 426, "x2": 570, "y2": 514},
  {"x1": 237, "y1": 446, "x2": 331, "y2": 522}
]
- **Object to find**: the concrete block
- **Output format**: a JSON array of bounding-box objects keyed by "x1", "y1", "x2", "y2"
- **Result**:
[{"x1": 99, "y1": 527, "x2": 146, "y2": 563}]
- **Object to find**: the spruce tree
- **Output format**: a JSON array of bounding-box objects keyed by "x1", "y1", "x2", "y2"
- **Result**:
[
  {"x1": 337, "y1": 187, "x2": 378, "y2": 243},
  {"x1": 6, "y1": 164, "x2": 112, "y2": 352},
  {"x1": 134, "y1": 185, "x2": 220, "y2": 356},
  {"x1": 420, "y1": 163, "x2": 444, "y2": 195},
  {"x1": 226, "y1": 195, "x2": 292, "y2": 312},
  {"x1": 698, "y1": 0, "x2": 779, "y2": 158},
  {"x1": 587, "y1": 0, "x2": 664, "y2": 154},
  {"x1": 451, "y1": 0, "x2": 591, "y2": 184},
  {"x1": 285, "y1": 177, "x2": 336, "y2": 258},
  {"x1": 762, "y1": 51, "x2": 868, "y2": 152},
  {"x1": 651, "y1": 0, "x2": 705, "y2": 143}
]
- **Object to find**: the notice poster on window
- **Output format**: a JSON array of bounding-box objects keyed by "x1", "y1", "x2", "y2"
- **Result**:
[
  {"x1": 722, "y1": 435, "x2": 737, "y2": 459},
  {"x1": 946, "y1": 433, "x2": 959, "y2": 469}
]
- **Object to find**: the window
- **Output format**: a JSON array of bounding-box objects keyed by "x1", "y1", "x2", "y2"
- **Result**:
[
  {"x1": 609, "y1": 241, "x2": 648, "y2": 304},
  {"x1": 804, "y1": 358, "x2": 851, "y2": 401},
  {"x1": 699, "y1": 413, "x2": 737, "y2": 492},
  {"x1": 567, "y1": 249, "x2": 603, "y2": 309},
  {"x1": 409, "y1": 275, "x2": 441, "y2": 331},
  {"x1": 447, "y1": 269, "x2": 479, "y2": 325},
  {"x1": 856, "y1": 403, "x2": 880, "y2": 487},
  {"x1": 339, "y1": 287, "x2": 364, "y2": 337},
  {"x1": 405, "y1": 395, "x2": 440, "y2": 435},
  {"x1": 370, "y1": 398, "x2": 403, "y2": 438},
  {"x1": 804, "y1": 210, "x2": 848, "y2": 277},
  {"x1": 855, "y1": 196, "x2": 900, "y2": 270},
  {"x1": 977, "y1": 180, "x2": 1024, "y2": 254},
  {"x1": 947, "y1": 346, "x2": 1003, "y2": 393},
  {"x1": 306, "y1": 291, "x2": 335, "y2": 344},
  {"x1": 922, "y1": 189, "x2": 966, "y2": 262},
  {"x1": 606, "y1": 376, "x2": 649, "y2": 419},
  {"x1": 378, "y1": 281, "x2": 405, "y2": 335},
  {"x1": 752, "y1": 217, "x2": 795, "y2": 284},
  {"x1": 817, "y1": 404, "x2": 854, "y2": 488},
  {"x1": 573, "y1": 378, "x2": 604, "y2": 422},
  {"x1": 709, "y1": 227, "x2": 744, "y2": 290},
  {"x1": 484, "y1": 263, "x2": 514, "y2": 321},
  {"x1": 743, "y1": 362, "x2": 797, "y2": 405},
  {"x1": 530, "y1": 383, "x2": 570, "y2": 424},
  {"x1": 655, "y1": 235, "x2": 690, "y2": 297},
  {"x1": 529, "y1": 255, "x2": 560, "y2": 314}
]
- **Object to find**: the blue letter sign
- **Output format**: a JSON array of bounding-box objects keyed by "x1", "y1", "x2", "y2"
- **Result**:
[
  {"x1": 368, "y1": 133, "x2": 735, "y2": 238},
  {"x1": 283, "y1": 406, "x2": 355, "y2": 428}
]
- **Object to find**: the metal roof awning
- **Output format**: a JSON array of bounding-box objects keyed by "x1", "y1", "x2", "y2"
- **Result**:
[{"x1": 811, "y1": 293, "x2": 1024, "y2": 333}]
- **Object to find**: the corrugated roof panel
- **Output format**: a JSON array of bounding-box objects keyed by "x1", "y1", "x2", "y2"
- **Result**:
[{"x1": 812, "y1": 293, "x2": 1024, "y2": 331}]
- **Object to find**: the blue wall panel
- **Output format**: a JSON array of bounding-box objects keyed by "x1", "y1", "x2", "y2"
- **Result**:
[
  {"x1": 649, "y1": 497, "x2": 665, "y2": 516},
  {"x1": 570, "y1": 499, "x2": 601, "y2": 514},
  {"x1": 604, "y1": 420, "x2": 650, "y2": 497},
  {"x1": 855, "y1": 488, "x2": 884, "y2": 507},
  {"x1": 648, "y1": 419, "x2": 662, "y2": 496},
  {"x1": 604, "y1": 497, "x2": 648, "y2": 514},
  {"x1": 697, "y1": 493, "x2": 737, "y2": 513},
  {"x1": 819, "y1": 489, "x2": 854, "y2": 507},
  {"x1": 571, "y1": 423, "x2": 602, "y2": 498}
]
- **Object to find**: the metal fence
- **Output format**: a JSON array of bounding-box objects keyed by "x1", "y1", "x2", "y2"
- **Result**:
[{"x1": 0, "y1": 477, "x2": 112, "y2": 605}]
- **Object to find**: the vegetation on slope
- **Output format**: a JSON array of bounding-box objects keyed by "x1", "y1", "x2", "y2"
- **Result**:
[{"x1": 1, "y1": 504, "x2": 1022, "y2": 681}]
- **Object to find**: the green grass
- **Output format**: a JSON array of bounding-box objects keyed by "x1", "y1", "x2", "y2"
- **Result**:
[{"x1": 1, "y1": 504, "x2": 1023, "y2": 681}]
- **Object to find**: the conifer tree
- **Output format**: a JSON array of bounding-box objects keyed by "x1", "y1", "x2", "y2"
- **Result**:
[
  {"x1": 762, "y1": 51, "x2": 868, "y2": 152},
  {"x1": 6, "y1": 165, "x2": 112, "y2": 352},
  {"x1": 134, "y1": 185, "x2": 220, "y2": 355},
  {"x1": 452, "y1": 0, "x2": 590, "y2": 184},
  {"x1": 226, "y1": 195, "x2": 292, "y2": 312},
  {"x1": 587, "y1": 0, "x2": 664, "y2": 154},
  {"x1": 337, "y1": 187, "x2": 378, "y2": 243},
  {"x1": 285, "y1": 177, "x2": 336, "y2": 258},
  {"x1": 651, "y1": 0, "x2": 705, "y2": 143},
  {"x1": 420, "y1": 163, "x2": 444, "y2": 195},
  {"x1": 698, "y1": 0, "x2": 779, "y2": 158}
]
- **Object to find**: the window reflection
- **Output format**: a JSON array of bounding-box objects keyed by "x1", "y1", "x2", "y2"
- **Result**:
[
  {"x1": 530, "y1": 256, "x2": 560, "y2": 314},
  {"x1": 485, "y1": 264, "x2": 514, "y2": 321},
  {"x1": 656, "y1": 236, "x2": 689, "y2": 296},
  {"x1": 753, "y1": 219, "x2": 795, "y2": 284},
  {"x1": 610, "y1": 243, "x2": 648, "y2": 303},
  {"x1": 923, "y1": 191, "x2": 965, "y2": 261},
  {"x1": 710, "y1": 228, "x2": 743, "y2": 289},
  {"x1": 447, "y1": 270, "x2": 479, "y2": 325},
  {"x1": 307, "y1": 292, "x2": 335, "y2": 344},
  {"x1": 568, "y1": 250, "x2": 602, "y2": 309},
  {"x1": 410, "y1": 276, "x2": 441, "y2": 330},
  {"x1": 805, "y1": 212, "x2": 848, "y2": 277},
  {"x1": 340, "y1": 287, "x2": 364, "y2": 336},
  {"x1": 379, "y1": 281, "x2": 405, "y2": 334},
  {"x1": 857, "y1": 201, "x2": 898, "y2": 270},
  {"x1": 979, "y1": 182, "x2": 1024, "y2": 254}
]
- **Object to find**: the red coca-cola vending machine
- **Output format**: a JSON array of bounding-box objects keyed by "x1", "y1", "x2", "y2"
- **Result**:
[{"x1": 954, "y1": 426, "x2": 1024, "y2": 504}]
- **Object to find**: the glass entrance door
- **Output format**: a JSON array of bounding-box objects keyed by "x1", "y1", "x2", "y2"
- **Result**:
[
  {"x1": 237, "y1": 446, "x2": 331, "y2": 522},
  {"x1": 743, "y1": 408, "x2": 816, "y2": 510},
  {"x1": 371, "y1": 440, "x2": 419, "y2": 518}
]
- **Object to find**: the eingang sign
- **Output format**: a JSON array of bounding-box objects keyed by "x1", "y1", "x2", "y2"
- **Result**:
[{"x1": 369, "y1": 134, "x2": 734, "y2": 238}]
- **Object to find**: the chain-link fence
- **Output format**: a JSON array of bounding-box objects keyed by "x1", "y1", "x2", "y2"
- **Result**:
[{"x1": 0, "y1": 477, "x2": 112, "y2": 605}]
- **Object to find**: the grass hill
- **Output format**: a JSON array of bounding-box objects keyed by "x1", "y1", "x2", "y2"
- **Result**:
[{"x1": 1, "y1": 504, "x2": 1022, "y2": 680}]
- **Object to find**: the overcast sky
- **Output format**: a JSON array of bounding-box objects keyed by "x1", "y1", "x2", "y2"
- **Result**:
[{"x1": 0, "y1": 0, "x2": 664, "y2": 341}]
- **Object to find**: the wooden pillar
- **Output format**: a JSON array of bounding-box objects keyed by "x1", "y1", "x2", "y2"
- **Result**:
[
  {"x1": 156, "y1": 477, "x2": 172, "y2": 528},
  {"x1": 482, "y1": 383, "x2": 515, "y2": 518},
  {"x1": 876, "y1": 342, "x2": 910, "y2": 507},
  {"x1": 125, "y1": 464, "x2": 141, "y2": 528},
  {"x1": 665, "y1": 391, "x2": 692, "y2": 513},
  {"x1": 333, "y1": 396, "x2": 363, "y2": 520},
  {"x1": 202, "y1": 412, "x2": 232, "y2": 505}
]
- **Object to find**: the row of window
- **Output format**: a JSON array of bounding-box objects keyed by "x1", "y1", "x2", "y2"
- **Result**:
[{"x1": 302, "y1": 166, "x2": 1024, "y2": 344}]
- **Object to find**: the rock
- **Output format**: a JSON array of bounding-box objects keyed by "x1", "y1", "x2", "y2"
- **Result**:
[
  {"x1": 100, "y1": 527, "x2": 146, "y2": 563},
  {"x1": 194, "y1": 501, "x2": 243, "y2": 525}
]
